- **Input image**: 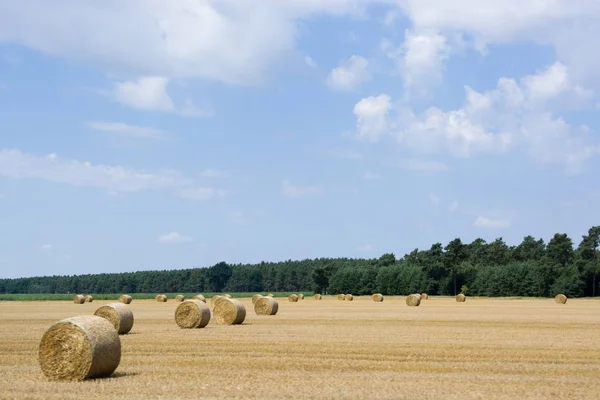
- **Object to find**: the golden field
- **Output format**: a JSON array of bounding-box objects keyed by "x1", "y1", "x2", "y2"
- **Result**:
[{"x1": 1, "y1": 296, "x2": 600, "y2": 400}]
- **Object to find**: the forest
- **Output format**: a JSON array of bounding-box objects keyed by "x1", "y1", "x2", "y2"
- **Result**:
[{"x1": 1, "y1": 226, "x2": 599, "y2": 298}]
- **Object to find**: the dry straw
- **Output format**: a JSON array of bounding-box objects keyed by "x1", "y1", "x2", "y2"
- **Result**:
[
  {"x1": 254, "y1": 296, "x2": 279, "y2": 316},
  {"x1": 337, "y1": 294, "x2": 346, "y2": 301},
  {"x1": 456, "y1": 294, "x2": 466, "y2": 302},
  {"x1": 555, "y1": 294, "x2": 567, "y2": 304},
  {"x1": 345, "y1": 294, "x2": 354, "y2": 301},
  {"x1": 119, "y1": 295, "x2": 132, "y2": 304},
  {"x1": 210, "y1": 295, "x2": 224, "y2": 307},
  {"x1": 406, "y1": 294, "x2": 421, "y2": 306},
  {"x1": 223, "y1": 294, "x2": 232, "y2": 298},
  {"x1": 372, "y1": 293, "x2": 384, "y2": 302},
  {"x1": 288, "y1": 294, "x2": 299, "y2": 302},
  {"x1": 267, "y1": 293, "x2": 275, "y2": 298},
  {"x1": 73, "y1": 295, "x2": 85, "y2": 304},
  {"x1": 193, "y1": 294, "x2": 206, "y2": 303},
  {"x1": 252, "y1": 294, "x2": 264, "y2": 304},
  {"x1": 38, "y1": 315, "x2": 121, "y2": 381},
  {"x1": 313, "y1": 294, "x2": 322, "y2": 300},
  {"x1": 175, "y1": 295, "x2": 185, "y2": 302},
  {"x1": 84, "y1": 295, "x2": 94, "y2": 303},
  {"x1": 298, "y1": 293, "x2": 305, "y2": 300},
  {"x1": 175, "y1": 300, "x2": 211, "y2": 329},
  {"x1": 213, "y1": 298, "x2": 246, "y2": 325},
  {"x1": 94, "y1": 303, "x2": 134, "y2": 335},
  {"x1": 421, "y1": 293, "x2": 429, "y2": 300},
  {"x1": 156, "y1": 294, "x2": 167, "y2": 302}
]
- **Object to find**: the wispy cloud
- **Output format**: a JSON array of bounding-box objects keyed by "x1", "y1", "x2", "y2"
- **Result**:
[
  {"x1": 357, "y1": 244, "x2": 374, "y2": 252},
  {"x1": 40, "y1": 244, "x2": 53, "y2": 250},
  {"x1": 473, "y1": 216, "x2": 511, "y2": 229},
  {"x1": 282, "y1": 180, "x2": 322, "y2": 198},
  {"x1": 158, "y1": 231, "x2": 193, "y2": 244},
  {"x1": 86, "y1": 121, "x2": 170, "y2": 140},
  {"x1": 178, "y1": 187, "x2": 226, "y2": 200}
]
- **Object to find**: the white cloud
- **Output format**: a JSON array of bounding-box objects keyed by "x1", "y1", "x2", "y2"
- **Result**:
[
  {"x1": 362, "y1": 171, "x2": 381, "y2": 180},
  {"x1": 86, "y1": 121, "x2": 170, "y2": 140},
  {"x1": 357, "y1": 244, "x2": 374, "y2": 252},
  {"x1": 178, "y1": 187, "x2": 226, "y2": 200},
  {"x1": 282, "y1": 179, "x2": 321, "y2": 198},
  {"x1": 354, "y1": 94, "x2": 392, "y2": 142},
  {"x1": 326, "y1": 55, "x2": 371, "y2": 91},
  {"x1": 40, "y1": 244, "x2": 53, "y2": 250},
  {"x1": 305, "y1": 56, "x2": 317, "y2": 68},
  {"x1": 158, "y1": 231, "x2": 193, "y2": 244},
  {"x1": 199, "y1": 169, "x2": 230, "y2": 178},
  {"x1": 0, "y1": 149, "x2": 191, "y2": 193},
  {"x1": 473, "y1": 216, "x2": 511, "y2": 229}
]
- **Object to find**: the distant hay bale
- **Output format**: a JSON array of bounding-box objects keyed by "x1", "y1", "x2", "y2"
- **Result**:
[
  {"x1": 406, "y1": 294, "x2": 421, "y2": 307},
  {"x1": 119, "y1": 295, "x2": 132, "y2": 304},
  {"x1": 298, "y1": 293, "x2": 305, "y2": 300},
  {"x1": 175, "y1": 295, "x2": 185, "y2": 302},
  {"x1": 345, "y1": 294, "x2": 354, "y2": 301},
  {"x1": 94, "y1": 303, "x2": 134, "y2": 335},
  {"x1": 555, "y1": 294, "x2": 567, "y2": 304},
  {"x1": 223, "y1": 294, "x2": 232, "y2": 298},
  {"x1": 252, "y1": 294, "x2": 264, "y2": 304},
  {"x1": 73, "y1": 295, "x2": 85, "y2": 304},
  {"x1": 421, "y1": 293, "x2": 428, "y2": 300},
  {"x1": 456, "y1": 294, "x2": 466, "y2": 302},
  {"x1": 313, "y1": 294, "x2": 322, "y2": 300},
  {"x1": 254, "y1": 296, "x2": 279, "y2": 316},
  {"x1": 337, "y1": 294, "x2": 346, "y2": 301},
  {"x1": 372, "y1": 293, "x2": 384, "y2": 302},
  {"x1": 84, "y1": 295, "x2": 94, "y2": 303},
  {"x1": 267, "y1": 293, "x2": 274, "y2": 298},
  {"x1": 193, "y1": 294, "x2": 206, "y2": 303},
  {"x1": 288, "y1": 294, "x2": 299, "y2": 302},
  {"x1": 175, "y1": 300, "x2": 211, "y2": 329},
  {"x1": 156, "y1": 294, "x2": 167, "y2": 302},
  {"x1": 213, "y1": 298, "x2": 246, "y2": 325},
  {"x1": 38, "y1": 315, "x2": 121, "y2": 381}
]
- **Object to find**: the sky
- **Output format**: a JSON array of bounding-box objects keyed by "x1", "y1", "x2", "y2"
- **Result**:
[{"x1": 0, "y1": 1, "x2": 599, "y2": 279}]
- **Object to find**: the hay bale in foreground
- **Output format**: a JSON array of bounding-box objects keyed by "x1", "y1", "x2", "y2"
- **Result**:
[
  {"x1": 298, "y1": 293, "x2": 305, "y2": 300},
  {"x1": 252, "y1": 294, "x2": 264, "y2": 304},
  {"x1": 193, "y1": 294, "x2": 206, "y2": 303},
  {"x1": 345, "y1": 294, "x2": 354, "y2": 301},
  {"x1": 119, "y1": 295, "x2": 132, "y2": 304},
  {"x1": 555, "y1": 294, "x2": 567, "y2": 304},
  {"x1": 175, "y1": 294, "x2": 185, "y2": 302},
  {"x1": 156, "y1": 294, "x2": 167, "y2": 302},
  {"x1": 38, "y1": 315, "x2": 121, "y2": 381},
  {"x1": 288, "y1": 294, "x2": 299, "y2": 302},
  {"x1": 372, "y1": 293, "x2": 384, "y2": 302},
  {"x1": 223, "y1": 294, "x2": 232, "y2": 298},
  {"x1": 175, "y1": 300, "x2": 211, "y2": 329},
  {"x1": 406, "y1": 294, "x2": 421, "y2": 307},
  {"x1": 73, "y1": 295, "x2": 85, "y2": 304},
  {"x1": 313, "y1": 294, "x2": 322, "y2": 300},
  {"x1": 84, "y1": 295, "x2": 94, "y2": 303},
  {"x1": 337, "y1": 294, "x2": 346, "y2": 301},
  {"x1": 456, "y1": 294, "x2": 466, "y2": 302},
  {"x1": 421, "y1": 293, "x2": 428, "y2": 300},
  {"x1": 254, "y1": 296, "x2": 279, "y2": 316},
  {"x1": 213, "y1": 298, "x2": 246, "y2": 325},
  {"x1": 94, "y1": 303, "x2": 134, "y2": 335}
]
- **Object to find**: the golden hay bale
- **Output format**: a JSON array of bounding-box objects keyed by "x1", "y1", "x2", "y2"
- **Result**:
[
  {"x1": 345, "y1": 294, "x2": 354, "y2": 301},
  {"x1": 175, "y1": 294, "x2": 185, "y2": 302},
  {"x1": 298, "y1": 293, "x2": 305, "y2": 300},
  {"x1": 421, "y1": 293, "x2": 429, "y2": 300},
  {"x1": 288, "y1": 294, "x2": 299, "y2": 302},
  {"x1": 267, "y1": 293, "x2": 274, "y2": 298},
  {"x1": 84, "y1": 295, "x2": 94, "y2": 303},
  {"x1": 313, "y1": 294, "x2": 322, "y2": 300},
  {"x1": 175, "y1": 300, "x2": 211, "y2": 329},
  {"x1": 73, "y1": 295, "x2": 85, "y2": 304},
  {"x1": 372, "y1": 293, "x2": 384, "y2": 302},
  {"x1": 193, "y1": 294, "x2": 206, "y2": 303},
  {"x1": 155, "y1": 294, "x2": 167, "y2": 302},
  {"x1": 406, "y1": 294, "x2": 421, "y2": 306},
  {"x1": 337, "y1": 294, "x2": 346, "y2": 301},
  {"x1": 38, "y1": 315, "x2": 121, "y2": 381},
  {"x1": 93, "y1": 303, "x2": 134, "y2": 335},
  {"x1": 119, "y1": 295, "x2": 132, "y2": 304},
  {"x1": 252, "y1": 294, "x2": 264, "y2": 304},
  {"x1": 456, "y1": 294, "x2": 466, "y2": 302},
  {"x1": 210, "y1": 295, "x2": 224, "y2": 307},
  {"x1": 555, "y1": 294, "x2": 567, "y2": 304},
  {"x1": 213, "y1": 298, "x2": 246, "y2": 325},
  {"x1": 223, "y1": 293, "x2": 232, "y2": 298},
  {"x1": 254, "y1": 296, "x2": 279, "y2": 316}
]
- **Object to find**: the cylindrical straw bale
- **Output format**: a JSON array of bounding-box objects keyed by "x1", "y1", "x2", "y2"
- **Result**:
[
  {"x1": 210, "y1": 295, "x2": 224, "y2": 307},
  {"x1": 213, "y1": 298, "x2": 246, "y2": 325},
  {"x1": 456, "y1": 294, "x2": 466, "y2": 302},
  {"x1": 267, "y1": 293, "x2": 274, "y2": 298},
  {"x1": 345, "y1": 294, "x2": 354, "y2": 301},
  {"x1": 406, "y1": 294, "x2": 421, "y2": 306},
  {"x1": 421, "y1": 293, "x2": 429, "y2": 300},
  {"x1": 38, "y1": 315, "x2": 121, "y2": 381},
  {"x1": 119, "y1": 295, "x2": 132, "y2": 304},
  {"x1": 298, "y1": 293, "x2": 305, "y2": 300},
  {"x1": 73, "y1": 295, "x2": 85, "y2": 304},
  {"x1": 193, "y1": 294, "x2": 206, "y2": 303},
  {"x1": 84, "y1": 295, "x2": 94, "y2": 303},
  {"x1": 337, "y1": 294, "x2": 346, "y2": 301},
  {"x1": 175, "y1": 295, "x2": 185, "y2": 302},
  {"x1": 175, "y1": 300, "x2": 211, "y2": 329},
  {"x1": 223, "y1": 294, "x2": 232, "y2": 298},
  {"x1": 288, "y1": 294, "x2": 299, "y2": 302},
  {"x1": 372, "y1": 293, "x2": 384, "y2": 302},
  {"x1": 313, "y1": 294, "x2": 322, "y2": 300},
  {"x1": 94, "y1": 303, "x2": 134, "y2": 335},
  {"x1": 254, "y1": 296, "x2": 279, "y2": 316},
  {"x1": 252, "y1": 294, "x2": 264, "y2": 304},
  {"x1": 156, "y1": 294, "x2": 167, "y2": 302},
  {"x1": 555, "y1": 294, "x2": 567, "y2": 304}
]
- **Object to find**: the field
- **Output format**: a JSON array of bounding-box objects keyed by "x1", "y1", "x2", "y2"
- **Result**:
[{"x1": 2, "y1": 296, "x2": 600, "y2": 399}]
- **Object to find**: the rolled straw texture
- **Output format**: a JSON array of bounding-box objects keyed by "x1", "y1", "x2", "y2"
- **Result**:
[
  {"x1": 175, "y1": 300, "x2": 211, "y2": 329},
  {"x1": 94, "y1": 303, "x2": 134, "y2": 335}
]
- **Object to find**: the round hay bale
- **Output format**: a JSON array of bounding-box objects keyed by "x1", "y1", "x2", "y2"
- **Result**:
[
  {"x1": 313, "y1": 294, "x2": 322, "y2": 300},
  {"x1": 213, "y1": 298, "x2": 246, "y2": 325},
  {"x1": 155, "y1": 294, "x2": 167, "y2": 302},
  {"x1": 421, "y1": 293, "x2": 429, "y2": 300},
  {"x1": 372, "y1": 293, "x2": 384, "y2": 302},
  {"x1": 175, "y1": 294, "x2": 185, "y2": 302},
  {"x1": 175, "y1": 300, "x2": 211, "y2": 329},
  {"x1": 345, "y1": 294, "x2": 354, "y2": 301},
  {"x1": 223, "y1": 294, "x2": 232, "y2": 298},
  {"x1": 555, "y1": 294, "x2": 567, "y2": 304},
  {"x1": 337, "y1": 294, "x2": 346, "y2": 301},
  {"x1": 193, "y1": 294, "x2": 206, "y2": 303},
  {"x1": 93, "y1": 303, "x2": 134, "y2": 335},
  {"x1": 406, "y1": 294, "x2": 421, "y2": 307},
  {"x1": 288, "y1": 294, "x2": 299, "y2": 302},
  {"x1": 254, "y1": 296, "x2": 279, "y2": 316},
  {"x1": 267, "y1": 293, "x2": 275, "y2": 298},
  {"x1": 38, "y1": 315, "x2": 121, "y2": 381},
  {"x1": 298, "y1": 293, "x2": 305, "y2": 300},
  {"x1": 252, "y1": 294, "x2": 264, "y2": 304},
  {"x1": 84, "y1": 295, "x2": 94, "y2": 303},
  {"x1": 119, "y1": 295, "x2": 132, "y2": 304},
  {"x1": 456, "y1": 294, "x2": 466, "y2": 302},
  {"x1": 210, "y1": 295, "x2": 224, "y2": 307},
  {"x1": 73, "y1": 295, "x2": 85, "y2": 304}
]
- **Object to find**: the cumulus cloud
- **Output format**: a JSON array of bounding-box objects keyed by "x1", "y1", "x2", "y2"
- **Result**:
[
  {"x1": 354, "y1": 94, "x2": 392, "y2": 142},
  {"x1": 158, "y1": 231, "x2": 193, "y2": 244},
  {"x1": 326, "y1": 55, "x2": 370, "y2": 91}
]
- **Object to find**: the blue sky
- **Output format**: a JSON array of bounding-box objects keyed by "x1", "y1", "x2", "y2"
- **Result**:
[{"x1": 1, "y1": 1, "x2": 599, "y2": 279}]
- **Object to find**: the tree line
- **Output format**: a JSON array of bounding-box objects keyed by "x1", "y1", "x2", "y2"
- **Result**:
[{"x1": 1, "y1": 226, "x2": 598, "y2": 298}]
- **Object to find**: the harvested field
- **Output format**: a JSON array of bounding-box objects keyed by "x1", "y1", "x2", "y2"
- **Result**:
[{"x1": 2, "y1": 296, "x2": 600, "y2": 399}]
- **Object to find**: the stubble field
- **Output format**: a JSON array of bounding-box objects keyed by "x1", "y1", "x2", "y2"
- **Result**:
[{"x1": 1, "y1": 296, "x2": 600, "y2": 400}]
